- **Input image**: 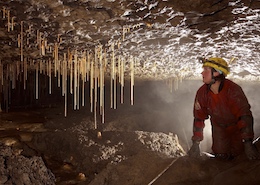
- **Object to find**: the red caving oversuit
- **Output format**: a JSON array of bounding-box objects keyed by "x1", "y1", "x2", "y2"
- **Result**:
[{"x1": 192, "y1": 79, "x2": 254, "y2": 156}]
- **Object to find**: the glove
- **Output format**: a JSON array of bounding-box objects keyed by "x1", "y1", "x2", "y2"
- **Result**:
[
  {"x1": 244, "y1": 141, "x2": 259, "y2": 160},
  {"x1": 188, "y1": 141, "x2": 201, "y2": 158}
]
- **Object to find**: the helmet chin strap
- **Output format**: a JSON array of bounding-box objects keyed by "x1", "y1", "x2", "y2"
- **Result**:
[
  {"x1": 207, "y1": 69, "x2": 217, "y2": 91},
  {"x1": 207, "y1": 68, "x2": 225, "y2": 92},
  {"x1": 209, "y1": 69, "x2": 216, "y2": 86}
]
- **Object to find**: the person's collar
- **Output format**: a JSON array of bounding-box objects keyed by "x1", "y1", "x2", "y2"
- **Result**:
[{"x1": 210, "y1": 81, "x2": 221, "y2": 94}]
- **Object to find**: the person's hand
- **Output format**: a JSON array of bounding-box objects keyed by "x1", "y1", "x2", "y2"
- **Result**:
[
  {"x1": 188, "y1": 141, "x2": 201, "y2": 158},
  {"x1": 244, "y1": 141, "x2": 259, "y2": 160}
]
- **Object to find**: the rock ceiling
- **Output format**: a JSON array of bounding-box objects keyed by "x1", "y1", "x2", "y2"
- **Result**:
[{"x1": 0, "y1": 0, "x2": 260, "y2": 81}]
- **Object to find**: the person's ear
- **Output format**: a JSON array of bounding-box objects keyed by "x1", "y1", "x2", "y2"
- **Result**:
[{"x1": 213, "y1": 71, "x2": 220, "y2": 77}]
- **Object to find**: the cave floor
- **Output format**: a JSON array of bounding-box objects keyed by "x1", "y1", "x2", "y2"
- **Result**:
[{"x1": 1, "y1": 105, "x2": 260, "y2": 185}]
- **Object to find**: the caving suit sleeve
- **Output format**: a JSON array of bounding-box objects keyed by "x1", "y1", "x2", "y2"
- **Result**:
[
  {"x1": 192, "y1": 86, "x2": 209, "y2": 142},
  {"x1": 228, "y1": 84, "x2": 254, "y2": 140}
]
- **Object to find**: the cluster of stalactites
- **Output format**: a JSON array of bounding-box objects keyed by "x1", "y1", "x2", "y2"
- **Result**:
[{"x1": 0, "y1": 6, "x2": 137, "y2": 130}]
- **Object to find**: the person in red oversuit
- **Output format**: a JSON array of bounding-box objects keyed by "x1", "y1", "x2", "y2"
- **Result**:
[{"x1": 188, "y1": 57, "x2": 259, "y2": 160}]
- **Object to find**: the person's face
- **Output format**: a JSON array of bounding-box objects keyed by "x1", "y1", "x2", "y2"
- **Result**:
[{"x1": 201, "y1": 66, "x2": 213, "y2": 84}]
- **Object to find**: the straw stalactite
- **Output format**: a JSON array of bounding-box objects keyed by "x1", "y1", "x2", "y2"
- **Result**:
[{"x1": 0, "y1": 6, "x2": 140, "y2": 131}]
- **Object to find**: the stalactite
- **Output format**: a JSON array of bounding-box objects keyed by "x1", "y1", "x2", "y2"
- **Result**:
[
  {"x1": 130, "y1": 57, "x2": 135, "y2": 105},
  {"x1": 82, "y1": 51, "x2": 86, "y2": 107},
  {"x1": 120, "y1": 57, "x2": 125, "y2": 104},
  {"x1": 11, "y1": 16, "x2": 14, "y2": 31},
  {"x1": 20, "y1": 21, "x2": 23, "y2": 62},
  {"x1": 113, "y1": 63, "x2": 117, "y2": 109},
  {"x1": 174, "y1": 77, "x2": 179, "y2": 91},
  {"x1": 94, "y1": 48, "x2": 98, "y2": 129},
  {"x1": 7, "y1": 10, "x2": 10, "y2": 32},
  {"x1": 48, "y1": 59, "x2": 52, "y2": 94},
  {"x1": 74, "y1": 51, "x2": 78, "y2": 110},
  {"x1": 0, "y1": 6, "x2": 143, "y2": 131},
  {"x1": 90, "y1": 52, "x2": 94, "y2": 113},
  {"x1": 35, "y1": 62, "x2": 39, "y2": 99}
]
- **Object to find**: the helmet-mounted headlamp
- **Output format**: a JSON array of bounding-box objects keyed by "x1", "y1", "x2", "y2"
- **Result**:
[{"x1": 198, "y1": 57, "x2": 230, "y2": 76}]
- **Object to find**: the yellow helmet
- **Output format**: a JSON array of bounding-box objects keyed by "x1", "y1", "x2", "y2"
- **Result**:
[{"x1": 201, "y1": 57, "x2": 230, "y2": 76}]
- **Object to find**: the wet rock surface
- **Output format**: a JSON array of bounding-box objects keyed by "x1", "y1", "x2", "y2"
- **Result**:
[
  {"x1": 1, "y1": 109, "x2": 260, "y2": 185},
  {"x1": 0, "y1": 143, "x2": 55, "y2": 185},
  {"x1": 0, "y1": 109, "x2": 186, "y2": 185}
]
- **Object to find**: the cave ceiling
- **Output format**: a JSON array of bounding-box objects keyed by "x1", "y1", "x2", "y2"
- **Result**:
[{"x1": 0, "y1": 0, "x2": 260, "y2": 81}]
